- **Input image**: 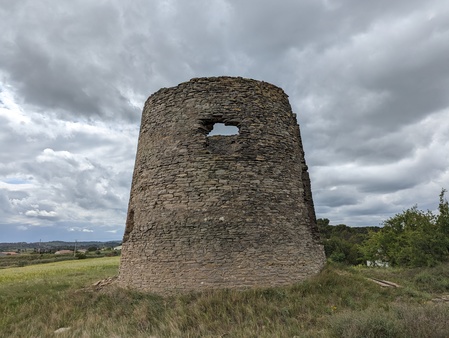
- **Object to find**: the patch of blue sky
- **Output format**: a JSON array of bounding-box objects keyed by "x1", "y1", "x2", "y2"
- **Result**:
[{"x1": 3, "y1": 178, "x2": 29, "y2": 184}]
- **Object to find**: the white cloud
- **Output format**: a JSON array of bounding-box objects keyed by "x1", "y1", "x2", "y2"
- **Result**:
[
  {"x1": 25, "y1": 209, "x2": 57, "y2": 218},
  {"x1": 68, "y1": 227, "x2": 94, "y2": 233}
]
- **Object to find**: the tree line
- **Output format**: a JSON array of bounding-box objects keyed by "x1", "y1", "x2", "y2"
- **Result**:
[{"x1": 318, "y1": 189, "x2": 449, "y2": 267}]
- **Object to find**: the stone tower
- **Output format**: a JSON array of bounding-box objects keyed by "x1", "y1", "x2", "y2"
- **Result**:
[{"x1": 118, "y1": 76, "x2": 325, "y2": 293}]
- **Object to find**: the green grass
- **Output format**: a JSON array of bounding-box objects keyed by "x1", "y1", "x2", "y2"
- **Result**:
[
  {"x1": 0, "y1": 253, "x2": 78, "y2": 268},
  {"x1": 0, "y1": 252, "x2": 119, "y2": 269},
  {"x1": 1, "y1": 259, "x2": 449, "y2": 337}
]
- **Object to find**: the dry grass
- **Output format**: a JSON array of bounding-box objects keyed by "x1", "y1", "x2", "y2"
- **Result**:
[{"x1": 1, "y1": 258, "x2": 449, "y2": 337}]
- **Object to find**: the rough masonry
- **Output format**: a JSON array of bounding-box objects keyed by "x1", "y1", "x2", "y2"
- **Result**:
[{"x1": 118, "y1": 76, "x2": 325, "y2": 293}]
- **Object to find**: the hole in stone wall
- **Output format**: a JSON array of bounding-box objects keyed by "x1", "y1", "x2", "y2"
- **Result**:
[{"x1": 207, "y1": 123, "x2": 240, "y2": 136}]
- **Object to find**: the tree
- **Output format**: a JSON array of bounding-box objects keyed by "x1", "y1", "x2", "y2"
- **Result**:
[
  {"x1": 361, "y1": 189, "x2": 449, "y2": 267},
  {"x1": 317, "y1": 218, "x2": 376, "y2": 265},
  {"x1": 437, "y1": 189, "x2": 449, "y2": 233}
]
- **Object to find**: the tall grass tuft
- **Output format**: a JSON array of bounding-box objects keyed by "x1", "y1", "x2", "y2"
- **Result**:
[{"x1": 328, "y1": 303, "x2": 449, "y2": 338}]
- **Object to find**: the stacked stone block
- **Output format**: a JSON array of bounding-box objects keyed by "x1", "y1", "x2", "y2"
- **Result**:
[{"x1": 118, "y1": 76, "x2": 325, "y2": 293}]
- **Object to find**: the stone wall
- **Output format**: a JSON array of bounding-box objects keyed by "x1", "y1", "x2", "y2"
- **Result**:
[{"x1": 118, "y1": 76, "x2": 325, "y2": 293}]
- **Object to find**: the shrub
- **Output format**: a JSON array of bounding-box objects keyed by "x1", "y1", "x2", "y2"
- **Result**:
[
  {"x1": 328, "y1": 302, "x2": 449, "y2": 338},
  {"x1": 412, "y1": 268, "x2": 449, "y2": 293},
  {"x1": 75, "y1": 253, "x2": 87, "y2": 259},
  {"x1": 393, "y1": 303, "x2": 449, "y2": 338},
  {"x1": 329, "y1": 307, "x2": 400, "y2": 338}
]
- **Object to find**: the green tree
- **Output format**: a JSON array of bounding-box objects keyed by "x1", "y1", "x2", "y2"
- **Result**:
[
  {"x1": 437, "y1": 189, "x2": 449, "y2": 233},
  {"x1": 317, "y1": 218, "x2": 375, "y2": 265},
  {"x1": 362, "y1": 189, "x2": 449, "y2": 267}
]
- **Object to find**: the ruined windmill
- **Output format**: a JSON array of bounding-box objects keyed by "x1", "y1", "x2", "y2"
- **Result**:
[{"x1": 118, "y1": 77, "x2": 325, "y2": 293}]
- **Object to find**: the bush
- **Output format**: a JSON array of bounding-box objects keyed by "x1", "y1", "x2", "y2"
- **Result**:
[
  {"x1": 329, "y1": 307, "x2": 400, "y2": 338},
  {"x1": 75, "y1": 253, "x2": 87, "y2": 259},
  {"x1": 412, "y1": 268, "x2": 449, "y2": 293},
  {"x1": 393, "y1": 303, "x2": 449, "y2": 338},
  {"x1": 329, "y1": 303, "x2": 449, "y2": 338}
]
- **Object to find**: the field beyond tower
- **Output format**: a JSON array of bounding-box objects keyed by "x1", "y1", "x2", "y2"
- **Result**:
[{"x1": 118, "y1": 76, "x2": 325, "y2": 293}]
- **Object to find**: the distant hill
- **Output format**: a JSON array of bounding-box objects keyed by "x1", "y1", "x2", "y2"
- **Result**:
[{"x1": 0, "y1": 240, "x2": 122, "y2": 253}]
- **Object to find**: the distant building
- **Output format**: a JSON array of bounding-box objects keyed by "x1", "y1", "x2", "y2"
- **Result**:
[
  {"x1": 367, "y1": 260, "x2": 390, "y2": 268},
  {"x1": 1, "y1": 252, "x2": 18, "y2": 256},
  {"x1": 54, "y1": 250, "x2": 74, "y2": 255}
]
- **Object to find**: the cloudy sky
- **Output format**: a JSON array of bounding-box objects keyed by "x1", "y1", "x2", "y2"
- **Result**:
[{"x1": 1, "y1": 0, "x2": 448, "y2": 243}]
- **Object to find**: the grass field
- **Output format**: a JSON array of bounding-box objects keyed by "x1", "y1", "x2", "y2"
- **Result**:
[
  {"x1": 0, "y1": 251, "x2": 119, "y2": 269},
  {"x1": 1, "y1": 258, "x2": 449, "y2": 337}
]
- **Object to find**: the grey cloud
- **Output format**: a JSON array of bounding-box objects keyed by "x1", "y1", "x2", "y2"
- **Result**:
[
  {"x1": 0, "y1": 1, "x2": 141, "y2": 122},
  {"x1": 1, "y1": 0, "x2": 448, "y2": 240},
  {"x1": 0, "y1": 190, "x2": 13, "y2": 213},
  {"x1": 28, "y1": 149, "x2": 126, "y2": 210},
  {"x1": 316, "y1": 190, "x2": 359, "y2": 208},
  {"x1": 7, "y1": 190, "x2": 29, "y2": 200}
]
